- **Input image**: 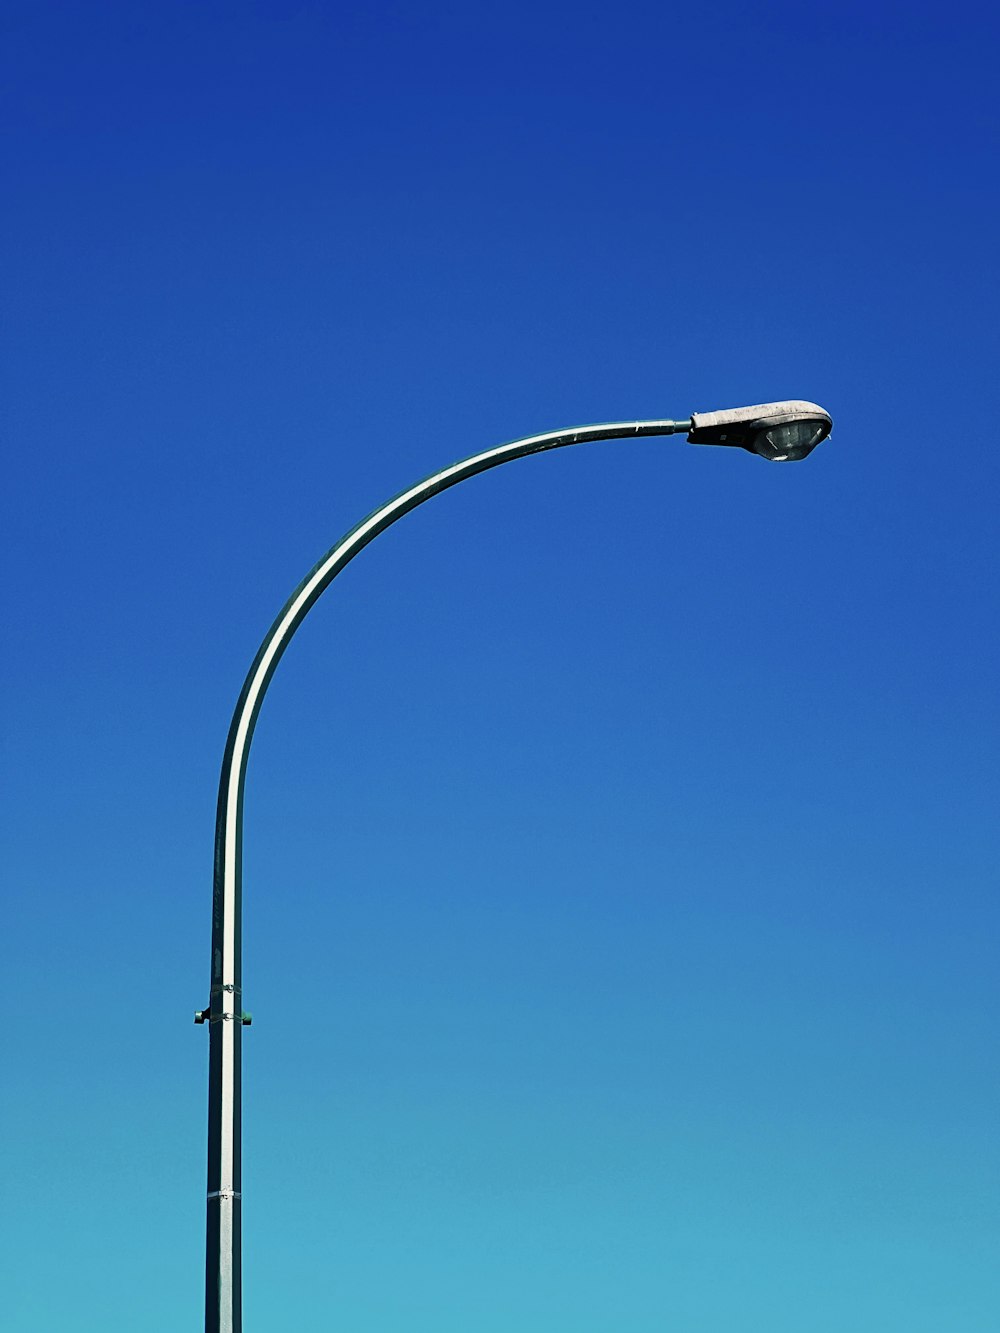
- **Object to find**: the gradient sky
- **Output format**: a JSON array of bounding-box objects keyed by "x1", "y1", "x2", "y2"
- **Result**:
[{"x1": 3, "y1": 2, "x2": 999, "y2": 1330}]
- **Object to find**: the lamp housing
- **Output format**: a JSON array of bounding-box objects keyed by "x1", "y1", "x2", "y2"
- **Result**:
[{"x1": 687, "y1": 400, "x2": 832, "y2": 461}]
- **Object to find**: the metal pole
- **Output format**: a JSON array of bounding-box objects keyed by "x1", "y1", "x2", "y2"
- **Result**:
[{"x1": 198, "y1": 417, "x2": 690, "y2": 1333}]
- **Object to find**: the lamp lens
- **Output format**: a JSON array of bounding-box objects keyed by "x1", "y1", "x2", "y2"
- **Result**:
[{"x1": 754, "y1": 420, "x2": 827, "y2": 462}]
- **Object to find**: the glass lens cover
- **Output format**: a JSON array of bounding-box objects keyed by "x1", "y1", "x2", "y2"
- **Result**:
[{"x1": 755, "y1": 420, "x2": 827, "y2": 461}]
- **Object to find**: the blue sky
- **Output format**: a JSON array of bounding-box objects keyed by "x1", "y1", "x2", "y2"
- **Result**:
[{"x1": 2, "y1": 2, "x2": 998, "y2": 1329}]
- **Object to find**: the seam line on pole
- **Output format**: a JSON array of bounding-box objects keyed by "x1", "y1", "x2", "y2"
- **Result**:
[{"x1": 207, "y1": 1190, "x2": 242, "y2": 1201}]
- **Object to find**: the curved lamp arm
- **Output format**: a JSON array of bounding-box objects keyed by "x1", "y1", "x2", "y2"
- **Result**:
[
  {"x1": 210, "y1": 417, "x2": 692, "y2": 1004},
  {"x1": 200, "y1": 414, "x2": 690, "y2": 1333}
]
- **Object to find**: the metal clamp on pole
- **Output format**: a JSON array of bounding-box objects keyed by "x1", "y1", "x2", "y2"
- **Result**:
[{"x1": 194, "y1": 1008, "x2": 252, "y2": 1026}]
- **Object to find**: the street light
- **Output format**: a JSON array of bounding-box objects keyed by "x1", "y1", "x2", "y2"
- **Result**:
[{"x1": 196, "y1": 398, "x2": 833, "y2": 1333}]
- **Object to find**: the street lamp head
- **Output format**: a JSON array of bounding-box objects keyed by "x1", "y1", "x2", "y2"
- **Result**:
[{"x1": 687, "y1": 400, "x2": 832, "y2": 462}]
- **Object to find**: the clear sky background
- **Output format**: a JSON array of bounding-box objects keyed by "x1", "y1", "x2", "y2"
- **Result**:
[{"x1": 2, "y1": 2, "x2": 998, "y2": 1330}]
